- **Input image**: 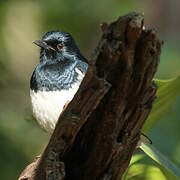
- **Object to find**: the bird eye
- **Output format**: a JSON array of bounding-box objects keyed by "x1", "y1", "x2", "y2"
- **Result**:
[{"x1": 57, "y1": 42, "x2": 64, "y2": 50}]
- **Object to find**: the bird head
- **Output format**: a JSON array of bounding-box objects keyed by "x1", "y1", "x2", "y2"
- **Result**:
[{"x1": 33, "y1": 31, "x2": 81, "y2": 62}]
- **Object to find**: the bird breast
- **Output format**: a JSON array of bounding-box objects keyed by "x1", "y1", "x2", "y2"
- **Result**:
[{"x1": 30, "y1": 79, "x2": 82, "y2": 132}]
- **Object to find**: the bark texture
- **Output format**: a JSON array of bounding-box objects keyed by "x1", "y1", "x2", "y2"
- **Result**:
[{"x1": 19, "y1": 12, "x2": 161, "y2": 180}]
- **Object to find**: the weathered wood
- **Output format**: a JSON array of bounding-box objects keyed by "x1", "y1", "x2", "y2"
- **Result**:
[{"x1": 19, "y1": 12, "x2": 161, "y2": 180}]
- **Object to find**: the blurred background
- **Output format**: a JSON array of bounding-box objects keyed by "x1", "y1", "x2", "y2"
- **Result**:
[{"x1": 0, "y1": 0, "x2": 179, "y2": 179}]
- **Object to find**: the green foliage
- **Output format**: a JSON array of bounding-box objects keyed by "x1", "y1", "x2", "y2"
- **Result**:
[
  {"x1": 0, "y1": 103, "x2": 49, "y2": 179},
  {"x1": 124, "y1": 77, "x2": 180, "y2": 179},
  {"x1": 140, "y1": 143, "x2": 180, "y2": 179},
  {"x1": 123, "y1": 154, "x2": 178, "y2": 180},
  {"x1": 0, "y1": 132, "x2": 28, "y2": 180},
  {"x1": 143, "y1": 77, "x2": 180, "y2": 133}
]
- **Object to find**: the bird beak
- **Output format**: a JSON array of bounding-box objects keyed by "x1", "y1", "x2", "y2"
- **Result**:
[
  {"x1": 33, "y1": 40, "x2": 47, "y2": 48},
  {"x1": 33, "y1": 40, "x2": 56, "y2": 51}
]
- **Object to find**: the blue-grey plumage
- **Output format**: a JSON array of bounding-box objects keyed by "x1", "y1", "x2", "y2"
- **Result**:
[{"x1": 30, "y1": 31, "x2": 88, "y2": 132}]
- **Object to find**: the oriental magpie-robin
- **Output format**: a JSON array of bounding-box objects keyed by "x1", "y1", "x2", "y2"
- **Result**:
[{"x1": 30, "y1": 31, "x2": 88, "y2": 132}]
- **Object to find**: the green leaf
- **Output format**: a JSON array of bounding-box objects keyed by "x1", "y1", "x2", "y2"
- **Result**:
[
  {"x1": 140, "y1": 143, "x2": 180, "y2": 179},
  {"x1": 123, "y1": 154, "x2": 168, "y2": 180},
  {"x1": 143, "y1": 76, "x2": 180, "y2": 133},
  {"x1": 123, "y1": 153, "x2": 178, "y2": 180},
  {"x1": 124, "y1": 77, "x2": 180, "y2": 179}
]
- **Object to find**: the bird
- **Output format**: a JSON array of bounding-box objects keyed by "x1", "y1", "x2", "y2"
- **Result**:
[{"x1": 30, "y1": 31, "x2": 88, "y2": 132}]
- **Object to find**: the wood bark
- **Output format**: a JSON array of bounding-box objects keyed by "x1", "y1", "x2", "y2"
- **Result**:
[{"x1": 19, "y1": 12, "x2": 162, "y2": 180}]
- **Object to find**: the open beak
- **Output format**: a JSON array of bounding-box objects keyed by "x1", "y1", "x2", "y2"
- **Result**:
[{"x1": 33, "y1": 40, "x2": 56, "y2": 51}]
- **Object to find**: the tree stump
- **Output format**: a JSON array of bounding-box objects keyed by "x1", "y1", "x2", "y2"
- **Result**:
[{"x1": 19, "y1": 12, "x2": 161, "y2": 180}]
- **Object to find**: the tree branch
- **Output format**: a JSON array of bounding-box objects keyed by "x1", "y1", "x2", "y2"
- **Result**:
[{"x1": 19, "y1": 12, "x2": 161, "y2": 180}]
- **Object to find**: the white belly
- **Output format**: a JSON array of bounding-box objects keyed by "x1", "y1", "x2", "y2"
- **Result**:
[{"x1": 30, "y1": 82, "x2": 80, "y2": 132}]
